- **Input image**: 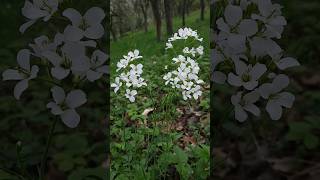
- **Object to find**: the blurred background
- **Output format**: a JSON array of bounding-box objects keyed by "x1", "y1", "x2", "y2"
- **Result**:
[
  {"x1": 0, "y1": 0, "x2": 108, "y2": 179},
  {"x1": 212, "y1": 0, "x2": 320, "y2": 179}
]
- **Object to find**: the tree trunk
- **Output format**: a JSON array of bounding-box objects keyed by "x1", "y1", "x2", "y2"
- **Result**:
[
  {"x1": 182, "y1": 0, "x2": 186, "y2": 26},
  {"x1": 140, "y1": 0, "x2": 149, "y2": 33},
  {"x1": 200, "y1": 0, "x2": 205, "y2": 20},
  {"x1": 150, "y1": 0, "x2": 162, "y2": 41},
  {"x1": 164, "y1": 0, "x2": 173, "y2": 36}
]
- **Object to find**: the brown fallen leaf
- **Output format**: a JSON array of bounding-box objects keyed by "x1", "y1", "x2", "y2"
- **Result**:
[
  {"x1": 181, "y1": 135, "x2": 197, "y2": 145},
  {"x1": 142, "y1": 108, "x2": 154, "y2": 116}
]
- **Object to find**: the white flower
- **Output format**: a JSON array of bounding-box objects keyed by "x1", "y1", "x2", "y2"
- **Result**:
[
  {"x1": 63, "y1": 7, "x2": 105, "y2": 39},
  {"x1": 111, "y1": 50, "x2": 146, "y2": 103},
  {"x1": 20, "y1": 0, "x2": 59, "y2": 33},
  {"x1": 228, "y1": 60, "x2": 267, "y2": 90},
  {"x1": 125, "y1": 89, "x2": 137, "y2": 102},
  {"x1": 86, "y1": 50, "x2": 109, "y2": 82},
  {"x1": 47, "y1": 86, "x2": 87, "y2": 128},
  {"x1": 258, "y1": 74, "x2": 295, "y2": 120},
  {"x1": 166, "y1": 42, "x2": 173, "y2": 49},
  {"x1": 2, "y1": 49, "x2": 39, "y2": 100},
  {"x1": 196, "y1": 46, "x2": 204, "y2": 55},
  {"x1": 116, "y1": 49, "x2": 142, "y2": 72},
  {"x1": 231, "y1": 91, "x2": 260, "y2": 122},
  {"x1": 164, "y1": 55, "x2": 204, "y2": 100},
  {"x1": 111, "y1": 77, "x2": 122, "y2": 93}
]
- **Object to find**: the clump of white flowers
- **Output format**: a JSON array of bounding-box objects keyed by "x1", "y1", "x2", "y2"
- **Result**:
[
  {"x1": 2, "y1": 1, "x2": 108, "y2": 128},
  {"x1": 212, "y1": 0, "x2": 300, "y2": 121},
  {"x1": 111, "y1": 50, "x2": 147, "y2": 102},
  {"x1": 164, "y1": 28, "x2": 204, "y2": 100}
]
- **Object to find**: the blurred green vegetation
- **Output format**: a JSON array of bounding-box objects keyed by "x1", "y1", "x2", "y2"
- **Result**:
[
  {"x1": 0, "y1": 0, "x2": 108, "y2": 179},
  {"x1": 211, "y1": 0, "x2": 320, "y2": 179}
]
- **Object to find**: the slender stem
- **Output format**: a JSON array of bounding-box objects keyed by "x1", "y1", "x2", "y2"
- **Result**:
[{"x1": 39, "y1": 117, "x2": 58, "y2": 180}]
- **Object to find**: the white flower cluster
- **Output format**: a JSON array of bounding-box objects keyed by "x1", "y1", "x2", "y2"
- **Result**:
[
  {"x1": 2, "y1": 1, "x2": 108, "y2": 128},
  {"x1": 111, "y1": 50, "x2": 147, "y2": 102},
  {"x1": 212, "y1": 0, "x2": 300, "y2": 121},
  {"x1": 164, "y1": 28, "x2": 205, "y2": 100},
  {"x1": 166, "y1": 27, "x2": 203, "y2": 50}
]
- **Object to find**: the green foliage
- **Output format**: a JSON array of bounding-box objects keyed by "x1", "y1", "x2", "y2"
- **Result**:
[
  {"x1": 111, "y1": 9, "x2": 210, "y2": 179},
  {"x1": 286, "y1": 116, "x2": 320, "y2": 149}
]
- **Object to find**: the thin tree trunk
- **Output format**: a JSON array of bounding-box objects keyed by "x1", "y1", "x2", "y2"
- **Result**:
[
  {"x1": 150, "y1": 0, "x2": 162, "y2": 41},
  {"x1": 182, "y1": 0, "x2": 186, "y2": 26},
  {"x1": 164, "y1": 0, "x2": 173, "y2": 36},
  {"x1": 140, "y1": 0, "x2": 149, "y2": 33},
  {"x1": 200, "y1": 0, "x2": 205, "y2": 20}
]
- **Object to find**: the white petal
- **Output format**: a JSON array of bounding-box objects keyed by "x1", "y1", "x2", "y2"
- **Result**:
[
  {"x1": 42, "y1": 51, "x2": 62, "y2": 66},
  {"x1": 244, "y1": 104, "x2": 260, "y2": 116},
  {"x1": 60, "y1": 109, "x2": 80, "y2": 128},
  {"x1": 228, "y1": 73, "x2": 242, "y2": 87},
  {"x1": 22, "y1": 1, "x2": 47, "y2": 19},
  {"x1": 235, "y1": 105, "x2": 248, "y2": 122},
  {"x1": 216, "y1": 18, "x2": 230, "y2": 32},
  {"x1": 258, "y1": 83, "x2": 273, "y2": 99},
  {"x1": 2, "y1": 69, "x2": 24, "y2": 80},
  {"x1": 231, "y1": 92, "x2": 242, "y2": 105},
  {"x1": 62, "y1": 8, "x2": 82, "y2": 26},
  {"x1": 17, "y1": 49, "x2": 31, "y2": 71},
  {"x1": 66, "y1": 90, "x2": 87, "y2": 108},
  {"x1": 257, "y1": 0, "x2": 273, "y2": 17},
  {"x1": 243, "y1": 91, "x2": 260, "y2": 104},
  {"x1": 14, "y1": 79, "x2": 29, "y2": 100},
  {"x1": 84, "y1": 7, "x2": 105, "y2": 25},
  {"x1": 243, "y1": 80, "x2": 258, "y2": 90},
  {"x1": 63, "y1": 25, "x2": 84, "y2": 42},
  {"x1": 29, "y1": 65, "x2": 39, "y2": 79},
  {"x1": 238, "y1": 19, "x2": 258, "y2": 36},
  {"x1": 84, "y1": 24, "x2": 104, "y2": 39},
  {"x1": 227, "y1": 34, "x2": 246, "y2": 53},
  {"x1": 234, "y1": 60, "x2": 247, "y2": 76},
  {"x1": 266, "y1": 100, "x2": 283, "y2": 120},
  {"x1": 276, "y1": 57, "x2": 300, "y2": 70},
  {"x1": 277, "y1": 92, "x2": 295, "y2": 108},
  {"x1": 269, "y1": 16, "x2": 287, "y2": 26},
  {"x1": 19, "y1": 20, "x2": 37, "y2": 33},
  {"x1": 272, "y1": 74, "x2": 289, "y2": 93},
  {"x1": 96, "y1": 65, "x2": 109, "y2": 74},
  {"x1": 91, "y1": 50, "x2": 108, "y2": 66},
  {"x1": 46, "y1": 102, "x2": 63, "y2": 115},
  {"x1": 224, "y1": 5, "x2": 243, "y2": 26},
  {"x1": 51, "y1": 86, "x2": 65, "y2": 104},
  {"x1": 250, "y1": 63, "x2": 267, "y2": 80},
  {"x1": 86, "y1": 70, "x2": 102, "y2": 82},
  {"x1": 51, "y1": 67, "x2": 70, "y2": 80}
]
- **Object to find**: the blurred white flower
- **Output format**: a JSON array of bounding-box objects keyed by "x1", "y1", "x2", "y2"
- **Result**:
[
  {"x1": 47, "y1": 86, "x2": 87, "y2": 128},
  {"x1": 125, "y1": 89, "x2": 137, "y2": 102},
  {"x1": 212, "y1": 0, "x2": 300, "y2": 122},
  {"x1": 63, "y1": 7, "x2": 105, "y2": 39},
  {"x1": 228, "y1": 60, "x2": 267, "y2": 90},
  {"x1": 86, "y1": 50, "x2": 109, "y2": 82},
  {"x1": 20, "y1": 0, "x2": 59, "y2": 33},
  {"x1": 2, "y1": 49, "x2": 39, "y2": 99},
  {"x1": 258, "y1": 74, "x2": 295, "y2": 120},
  {"x1": 231, "y1": 91, "x2": 260, "y2": 122}
]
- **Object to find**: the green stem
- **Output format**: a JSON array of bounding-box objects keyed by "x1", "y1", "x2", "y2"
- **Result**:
[{"x1": 39, "y1": 117, "x2": 58, "y2": 180}]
